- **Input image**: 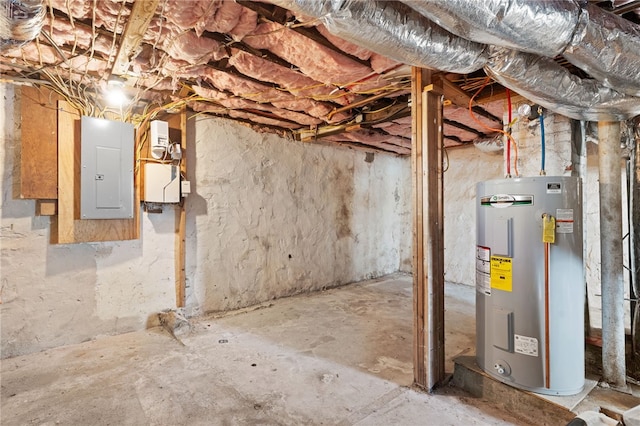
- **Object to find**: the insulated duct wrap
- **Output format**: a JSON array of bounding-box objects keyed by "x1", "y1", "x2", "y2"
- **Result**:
[
  {"x1": 0, "y1": 0, "x2": 45, "y2": 53},
  {"x1": 473, "y1": 134, "x2": 504, "y2": 154},
  {"x1": 564, "y1": 3, "x2": 640, "y2": 97},
  {"x1": 485, "y1": 47, "x2": 640, "y2": 121},
  {"x1": 270, "y1": 0, "x2": 488, "y2": 74},
  {"x1": 401, "y1": 0, "x2": 582, "y2": 58}
]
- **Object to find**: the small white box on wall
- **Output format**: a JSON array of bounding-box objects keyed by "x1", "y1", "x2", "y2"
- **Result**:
[{"x1": 144, "y1": 163, "x2": 180, "y2": 203}]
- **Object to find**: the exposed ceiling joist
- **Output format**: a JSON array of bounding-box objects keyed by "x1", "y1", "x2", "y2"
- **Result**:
[
  {"x1": 111, "y1": 0, "x2": 160, "y2": 76},
  {"x1": 443, "y1": 118, "x2": 488, "y2": 138}
]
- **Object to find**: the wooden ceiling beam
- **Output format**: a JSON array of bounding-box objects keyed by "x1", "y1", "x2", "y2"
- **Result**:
[
  {"x1": 111, "y1": 0, "x2": 159, "y2": 76},
  {"x1": 443, "y1": 118, "x2": 488, "y2": 138}
]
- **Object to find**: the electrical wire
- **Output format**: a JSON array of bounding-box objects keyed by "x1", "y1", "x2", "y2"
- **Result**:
[{"x1": 469, "y1": 76, "x2": 519, "y2": 177}]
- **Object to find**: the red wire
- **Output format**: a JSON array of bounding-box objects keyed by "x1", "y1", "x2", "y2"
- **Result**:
[{"x1": 506, "y1": 89, "x2": 512, "y2": 176}]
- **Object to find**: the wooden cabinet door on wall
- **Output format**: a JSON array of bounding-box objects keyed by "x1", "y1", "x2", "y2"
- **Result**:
[{"x1": 15, "y1": 86, "x2": 61, "y2": 200}]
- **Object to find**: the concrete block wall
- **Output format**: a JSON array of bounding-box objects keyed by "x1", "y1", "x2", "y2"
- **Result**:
[{"x1": 0, "y1": 83, "x2": 411, "y2": 358}]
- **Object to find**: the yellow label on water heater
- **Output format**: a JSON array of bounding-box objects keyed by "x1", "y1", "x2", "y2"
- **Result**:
[{"x1": 490, "y1": 255, "x2": 513, "y2": 292}]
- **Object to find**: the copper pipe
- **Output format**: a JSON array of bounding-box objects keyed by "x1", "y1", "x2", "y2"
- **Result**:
[{"x1": 544, "y1": 241, "x2": 551, "y2": 389}]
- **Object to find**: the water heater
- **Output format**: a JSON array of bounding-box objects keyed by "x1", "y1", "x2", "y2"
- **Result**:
[{"x1": 476, "y1": 176, "x2": 584, "y2": 395}]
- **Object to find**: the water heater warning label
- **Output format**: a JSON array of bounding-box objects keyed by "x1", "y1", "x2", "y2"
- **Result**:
[
  {"x1": 490, "y1": 255, "x2": 512, "y2": 292},
  {"x1": 556, "y1": 208, "x2": 574, "y2": 234},
  {"x1": 514, "y1": 334, "x2": 539, "y2": 357},
  {"x1": 476, "y1": 246, "x2": 491, "y2": 295}
]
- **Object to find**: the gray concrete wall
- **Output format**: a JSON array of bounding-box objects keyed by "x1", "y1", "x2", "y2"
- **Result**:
[{"x1": 0, "y1": 84, "x2": 411, "y2": 357}]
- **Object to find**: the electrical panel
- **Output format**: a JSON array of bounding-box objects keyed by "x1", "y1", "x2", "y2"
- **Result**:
[
  {"x1": 80, "y1": 116, "x2": 134, "y2": 219},
  {"x1": 144, "y1": 163, "x2": 180, "y2": 203}
]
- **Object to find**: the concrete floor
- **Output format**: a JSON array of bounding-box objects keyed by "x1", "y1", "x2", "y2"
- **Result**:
[{"x1": 2, "y1": 274, "x2": 536, "y2": 425}]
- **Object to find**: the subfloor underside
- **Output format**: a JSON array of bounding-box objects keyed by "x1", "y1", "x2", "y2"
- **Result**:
[{"x1": 1, "y1": 274, "x2": 630, "y2": 425}]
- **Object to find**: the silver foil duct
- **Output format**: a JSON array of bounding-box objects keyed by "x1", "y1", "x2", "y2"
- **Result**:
[
  {"x1": 564, "y1": 4, "x2": 640, "y2": 97},
  {"x1": 403, "y1": 0, "x2": 640, "y2": 98},
  {"x1": 485, "y1": 47, "x2": 640, "y2": 121},
  {"x1": 270, "y1": 0, "x2": 488, "y2": 74},
  {"x1": 401, "y1": 0, "x2": 583, "y2": 57},
  {"x1": 0, "y1": 0, "x2": 45, "y2": 53}
]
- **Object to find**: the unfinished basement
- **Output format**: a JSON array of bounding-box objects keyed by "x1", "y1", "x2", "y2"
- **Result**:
[{"x1": 2, "y1": 0, "x2": 640, "y2": 425}]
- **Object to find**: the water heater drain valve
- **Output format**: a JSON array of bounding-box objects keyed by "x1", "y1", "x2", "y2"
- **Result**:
[{"x1": 494, "y1": 361, "x2": 511, "y2": 376}]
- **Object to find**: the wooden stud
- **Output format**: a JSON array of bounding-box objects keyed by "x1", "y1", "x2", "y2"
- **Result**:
[
  {"x1": 111, "y1": 0, "x2": 160, "y2": 76},
  {"x1": 51, "y1": 101, "x2": 139, "y2": 244},
  {"x1": 411, "y1": 67, "x2": 446, "y2": 391},
  {"x1": 167, "y1": 110, "x2": 187, "y2": 308}
]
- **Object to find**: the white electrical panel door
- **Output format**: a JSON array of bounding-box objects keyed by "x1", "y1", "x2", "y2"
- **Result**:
[{"x1": 80, "y1": 116, "x2": 134, "y2": 219}]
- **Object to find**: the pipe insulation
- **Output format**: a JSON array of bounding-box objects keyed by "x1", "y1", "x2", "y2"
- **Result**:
[
  {"x1": 269, "y1": 0, "x2": 488, "y2": 74},
  {"x1": 485, "y1": 47, "x2": 640, "y2": 121},
  {"x1": 402, "y1": 0, "x2": 640, "y2": 97},
  {"x1": 598, "y1": 121, "x2": 627, "y2": 389},
  {"x1": 0, "y1": 0, "x2": 45, "y2": 53}
]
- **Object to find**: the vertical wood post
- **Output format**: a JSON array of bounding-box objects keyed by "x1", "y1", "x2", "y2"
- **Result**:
[
  {"x1": 411, "y1": 68, "x2": 446, "y2": 391},
  {"x1": 173, "y1": 108, "x2": 187, "y2": 308}
]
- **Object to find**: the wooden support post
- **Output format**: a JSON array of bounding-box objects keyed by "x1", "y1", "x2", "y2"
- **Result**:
[
  {"x1": 411, "y1": 67, "x2": 446, "y2": 391},
  {"x1": 168, "y1": 109, "x2": 187, "y2": 308}
]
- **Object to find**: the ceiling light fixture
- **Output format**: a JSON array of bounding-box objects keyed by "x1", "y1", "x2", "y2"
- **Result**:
[{"x1": 105, "y1": 78, "x2": 128, "y2": 107}]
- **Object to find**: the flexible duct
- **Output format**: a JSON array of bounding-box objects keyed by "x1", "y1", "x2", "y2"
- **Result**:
[
  {"x1": 401, "y1": 0, "x2": 640, "y2": 97},
  {"x1": 402, "y1": 0, "x2": 583, "y2": 58},
  {"x1": 563, "y1": 4, "x2": 640, "y2": 97},
  {"x1": 270, "y1": 0, "x2": 488, "y2": 74},
  {"x1": 273, "y1": 0, "x2": 640, "y2": 120},
  {"x1": 485, "y1": 47, "x2": 640, "y2": 121},
  {"x1": 0, "y1": 0, "x2": 45, "y2": 53}
]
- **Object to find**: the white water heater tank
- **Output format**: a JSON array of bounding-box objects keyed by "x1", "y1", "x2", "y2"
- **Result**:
[{"x1": 476, "y1": 176, "x2": 584, "y2": 395}]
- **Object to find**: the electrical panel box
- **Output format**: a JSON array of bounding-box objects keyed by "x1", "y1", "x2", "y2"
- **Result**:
[
  {"x1": 144, "y1": 163, "x2": 180, "y2": 203},
  {"x1": 80, "y1": 116, "x2": 134, "y2": 219}
]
